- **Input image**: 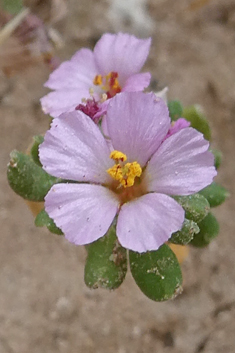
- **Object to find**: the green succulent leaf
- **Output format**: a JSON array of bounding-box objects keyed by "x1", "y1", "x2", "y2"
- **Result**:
[
  {"x1": 1, "y1": 0, "x2": 23, "y2": 14},
  {"x1": 7, "y1": 150, "x2": 61, "y2": 201},
  {"x1": 35, "y1": 209, "x2": 63, "y2": 235},
  {"x1": 182, "y1": 105, "x2": 211, "y2": 140},
  {"x1": 210, "y1": 149, "x2": 222, "y2": 170},
  {"x1": 84, "y1": 226, "x2": 127, "y2": 290},
  {"x1": 30, "y1": 135, "x2": 44, "y2": 167},
  {"x1": 168, "y1": 100, "x2": 183, "y2": 121},
  {"x1": 199, "y1": 182, "x2": 230, "y2": 208},
  {"x1": 129, "y1": 244, "x2": 183, "y2": 302},
  {"x1": 170, "y1": 219, "x2": 199, "y2": 245},
  {"x1": 174, "y1": 194, "x2": 210, "y2": 223},
  {"x1": 190, "y1": 213, "x2": 219, "y2": 247}
]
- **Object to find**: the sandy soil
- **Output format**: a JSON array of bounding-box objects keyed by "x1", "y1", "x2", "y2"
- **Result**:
[{"x1": 0, "y1": 0, "x2": 235, "y2": 352}]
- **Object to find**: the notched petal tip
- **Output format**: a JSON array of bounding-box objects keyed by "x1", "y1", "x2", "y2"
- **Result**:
[
  {"x1": 45, "y1": 183, "x2": 119, "y2": 246},
  {"x1": 39, "y1": 110, "x2": 113, "y2": 183},
  {"x1": 117, "y1": 193, "x2": 184, "y2": 253},
  {"x1": 145, "y1": 127, "x2": 217, "y2": 196},
  {"x1": 94, "y1": 32, "x2": 152, "y2": 81}
]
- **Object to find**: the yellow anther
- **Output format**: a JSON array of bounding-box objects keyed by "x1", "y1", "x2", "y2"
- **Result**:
[
  {"x1": 101, "y1": 93, "x2": 108, "y2": 102},
  {"x1": 113, "y1": 80, "x2": 119, "y2": 89},
  {"x1": 126, "y1": 162, "x2": 142, "y2": 184},
  {"x1": 107, "y1": 151, "x2": 142, "y2": 188},
  {"x1": 110, "y1": 150, "x2": 127, "y2": 162},
  {"x1": 107, "y1": 164, "x2": 123, "y2": 183},
  {"x1": 93, "y1": 74, "x2": 102, "y2": 86},
  {"x1": 92, "y1": 72, "x2": 121, "y2": 98}
]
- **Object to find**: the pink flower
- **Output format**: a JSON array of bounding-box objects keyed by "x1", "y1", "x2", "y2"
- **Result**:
[
  {"x1": 40, "y1": 33, "x2": 151, "y2": 119},
  {"x1": 39, "y1": 92, "x2": 216, "y2": 253}
]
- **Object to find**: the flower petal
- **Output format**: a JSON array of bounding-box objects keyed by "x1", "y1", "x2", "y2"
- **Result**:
[
  {"x1": 39, "y1": 110, "x2": 113, "y2": 183},
  {"x1": 94, "y1": 33, "x2": 151, "y2": 83},
  {"x1": 144, "y1": 127, "x2": 217, "y2": 195},
  {"x1": 44, "y1": 49, "x2": 97, "y2": 90},
  {"x1": 165, "y1": 118, "x2": 190, "y2": 140},
  {"x1": 40, "y1": 89, "x2": 90, "y2": 118},
  {"x1": 93, "y1": 99, "x2": 110, "y2": 120},
  {"x1": 45, "y1": 183, "x2": 119, "y2": 245},
  {"x1": 117, "y1": 193, "x2": 184, "y2": 252},
  {"x1": 122, "y1": 72, "x2": 151, "y2": 92},
  {"x1": 106, "y1": 92, "x2": 170, "y2": 166}
]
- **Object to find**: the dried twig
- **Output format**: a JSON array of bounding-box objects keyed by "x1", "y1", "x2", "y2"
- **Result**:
[{"x1": 0, "y1": 7, "x2": 30, "y2": 46}]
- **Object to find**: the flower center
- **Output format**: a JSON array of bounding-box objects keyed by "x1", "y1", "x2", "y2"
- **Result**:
[
  {"x1": 106, "y1": 150, "x2": 142, "y2": 188},
  {"x1": 93, "y1": 72, "x2": 122, "y2": 98},
  {"x1": 75, "y1": 98, "x2": 100, "y2": 123}
]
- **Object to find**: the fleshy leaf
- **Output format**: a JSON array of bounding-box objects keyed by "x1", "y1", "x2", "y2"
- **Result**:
[
  {"x1": 190, "y1": 213, "x2": 219, "y2": 247},
  {"x1": 174, "y1": 194, "x2": 210, "y2": 223},
  {"x1": 129, "y1": 244, "x2": 183, "y2": 302},
  {"x1": 168, "y1": 100, "x2": 183, "y2": 121},
  {"x1": 1, "y1": 0, "x2": 23, "y2": 14},
  {"x1": 170, "y1": 219, "x2": 199, "y2": 245},
  {"x1": 30, "y1": 135, "x2": 44, "y2": 167},
  {"x1": 35, "y1": 209, "x2": 63, "y2": 235},
  {"x1": 7, "y1": 150, "x2": 61, "y2": 201},
  {"x1": 182, "y1": 105, "x2": 211, "y2": 140},
  {"x1": 210, "y1": 148, "x2": 222, "y2": 169},
  {"x1": 84, "y1": 226, "x2": 127, "y2": 290},
  {"x1": 199, "y1": 182, "x2": 230, "y2": 207}
]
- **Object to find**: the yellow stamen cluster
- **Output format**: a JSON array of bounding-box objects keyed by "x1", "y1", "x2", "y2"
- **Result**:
[
  {"x1": 93, "y1": 72, "x2": 121, "y2": 98},
  {"x1": 107, "y1": 150, "x2": 142, "y2": 188}
]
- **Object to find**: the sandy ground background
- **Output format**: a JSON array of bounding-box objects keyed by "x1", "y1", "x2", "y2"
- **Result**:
[{"x1": 1, "y1": 0, "x2": 235, "y2": 352}]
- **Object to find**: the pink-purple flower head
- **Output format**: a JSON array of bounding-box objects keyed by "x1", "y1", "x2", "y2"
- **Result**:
[
  {"x1": 40, "y1": 33, "x2": 151, "y2": 120},
  {"x1": 39, "y1": 92, "x2": 216, "y2": 253}
]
